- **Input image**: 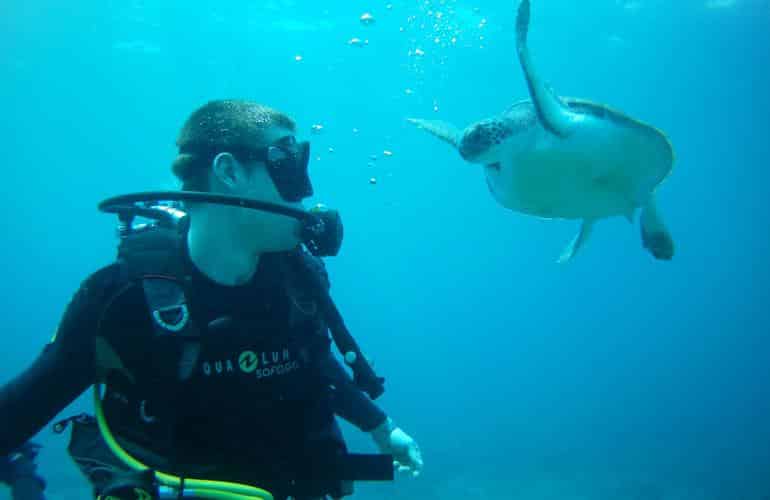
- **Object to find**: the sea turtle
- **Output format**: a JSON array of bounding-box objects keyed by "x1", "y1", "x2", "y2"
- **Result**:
[{"x1": 407, "y1": 0, "x2": 675, "y2": 262}]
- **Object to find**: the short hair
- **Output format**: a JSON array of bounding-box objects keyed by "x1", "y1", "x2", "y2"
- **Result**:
[{"x1": 171, "y1": 99, "x2": 296, "y2": 191}]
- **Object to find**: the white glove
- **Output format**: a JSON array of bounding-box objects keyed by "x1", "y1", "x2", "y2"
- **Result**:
[{"x1": 370, "y1": 417, "x2": 423, "y2": 477}]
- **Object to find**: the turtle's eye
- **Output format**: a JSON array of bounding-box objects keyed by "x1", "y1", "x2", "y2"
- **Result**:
[{"x1": 488, "y1": 162, "x2": 501, "y2": 171}]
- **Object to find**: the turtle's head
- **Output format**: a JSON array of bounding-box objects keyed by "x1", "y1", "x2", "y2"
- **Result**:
[{"x1": 458, "y1": 118, "x2": 510, "y2": 164}]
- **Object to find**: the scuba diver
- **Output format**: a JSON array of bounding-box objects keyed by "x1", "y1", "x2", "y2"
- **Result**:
[
  {"x1": 0, "y1": 99, "x2": 422, "y2": 499},
  {"x1": 0, "y1": 442, "x2": 47, "y2": 499}
]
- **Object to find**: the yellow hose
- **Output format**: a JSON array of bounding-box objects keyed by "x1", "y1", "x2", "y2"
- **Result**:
[{"x1": 93, "y1": 385, "x2": 273, "y2": 500}]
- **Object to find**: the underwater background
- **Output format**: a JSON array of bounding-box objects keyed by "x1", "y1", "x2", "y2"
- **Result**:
[{"x1": 2, "y1": 0, "x2": 769, "y2": 498}]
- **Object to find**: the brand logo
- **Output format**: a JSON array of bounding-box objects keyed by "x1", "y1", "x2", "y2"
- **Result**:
[
  {"x1": 238, "y1": 351, "x2": 259, "y2": 373},
  {"x1": 202, "y1": 348, "x2": 300, "y2": 379}
]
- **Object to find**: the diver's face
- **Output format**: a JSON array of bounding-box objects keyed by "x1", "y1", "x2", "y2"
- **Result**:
[{"x1": 219, "y1": 126, "x2": 306, "y2": 251}]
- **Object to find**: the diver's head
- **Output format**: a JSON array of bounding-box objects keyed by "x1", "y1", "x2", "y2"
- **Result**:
[{"x1": 172, "y1": 99, "x2": 312, "y2": 252}]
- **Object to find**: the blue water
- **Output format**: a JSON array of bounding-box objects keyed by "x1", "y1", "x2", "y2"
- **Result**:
[{"x1": 2, "y1": 0, "x2": 769, "y2": 498}]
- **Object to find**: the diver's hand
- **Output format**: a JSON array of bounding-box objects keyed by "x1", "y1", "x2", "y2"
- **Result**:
[{"x1": 370, "y1": 418, "x2": 423, "y2": 477}]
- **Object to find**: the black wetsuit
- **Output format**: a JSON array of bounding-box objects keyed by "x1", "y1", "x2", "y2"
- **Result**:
[{"x1": 0, "y1": 230, "x2": 386, "y2": 499}]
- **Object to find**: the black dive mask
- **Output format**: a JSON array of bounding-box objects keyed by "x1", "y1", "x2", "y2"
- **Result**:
[
  {"x1": 98, "y1": 191, "x2": 342, "y2": 257},
  {"x1": 239, "y1": 140, "x2": 312, "y2": 203},
  {"x1": 181, "y1": 138, "x2": 313, "y2": 203}
]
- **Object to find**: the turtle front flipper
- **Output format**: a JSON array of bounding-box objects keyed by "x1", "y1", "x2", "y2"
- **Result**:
[
  {"x1": 640, "y1": 194, "x2": 674, "y2": 260},
  {"x1": 516, "y1": 0, "x2": 577, "y2": 138},
  {"x1": 406, "y1": 118, "x2": 462, "y2": 148},
  {"x1": 557, "y1": 219, "x2": 595, "y2": 263}
]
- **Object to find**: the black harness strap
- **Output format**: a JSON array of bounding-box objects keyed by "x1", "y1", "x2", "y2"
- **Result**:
[
  {"x1": 116, "y1": 216, "x2": 203, "y2": 383},
  {"x1": 289, "y1": 251, "x2": 385, "y2": 400},
  {"x1": 141, "y1": 275, "x2": 200, "y2": 381}
]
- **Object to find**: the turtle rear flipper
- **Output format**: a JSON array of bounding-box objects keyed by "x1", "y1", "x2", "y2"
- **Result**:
[{"x1": 640, "y1": 194, "x2": 674, "y2": 260}]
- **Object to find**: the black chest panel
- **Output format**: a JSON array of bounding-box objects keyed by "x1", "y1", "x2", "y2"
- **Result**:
[
  {"x1": 98, "y1": 253, "x2": 333, "y2": 463},
  {"x1": 186, "y1": 281, "x2": 327, "y2": 407}
]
